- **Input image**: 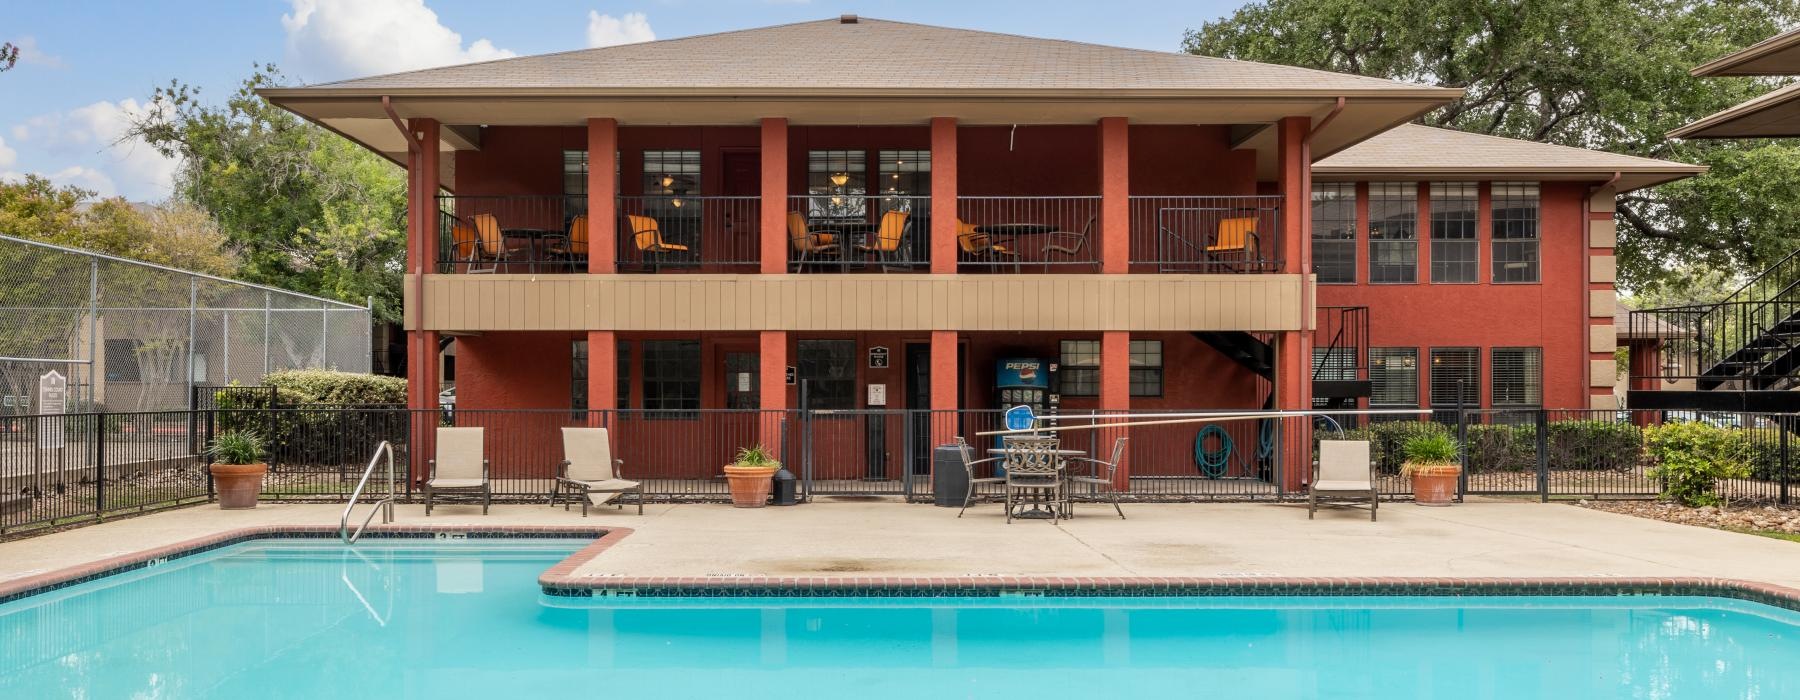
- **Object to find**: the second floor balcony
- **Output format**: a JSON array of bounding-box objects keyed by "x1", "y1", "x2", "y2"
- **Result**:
[{"x1": 436, "y1": 192, "x2": 1285, "y2": 275}]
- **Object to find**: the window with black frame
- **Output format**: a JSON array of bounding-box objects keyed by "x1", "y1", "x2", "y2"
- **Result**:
[
  {"x1": 797, "y1": 339, "x2": 856, "y2": 410},
  {"x1": 807, "y1": 150, "x2": 867, "y2": 221},
  {"x1": 562, "y1": 150, "x2": 588, "y2": 221},
  {"x1": 616, "y1": 341, "x2": 630, "y2": 411},
  {"x1": 1129, "y1": 340, "x2": 1163, "y2": 397},
  {"x1": 1428, "y1": 347, "x2": 1480, "y2": 422},
  {"x1": 571, "y1": 339, "x2": 587, "y2": 416},
  {"x1": 1369, "y1": 347, "x2": 1419, "y2": 419},
  {"x1": 1491, "y1": 347, "x2": 1542, "y2": 408},
  {"x1": 642, "y1": 151, "x2": 702, "y2": 252},
  {"x1": 1312, "y1": 346, "x2": 1358, "y2": 408},
  {"x1": 1368, "y1": 183, "x2": 1418, "y2": 284},
  {"x1": 1059, "y1": 340, "x2": 1100, "y2": 397},
  {"x1": 1492, "y1": 183, "x2": 1540, "y2": 283},
  {"x1": 1429, "y1": 182, "x2": 1477, "y2": 283},
  {"x1": 1312, "y1": 183, "x2": 1356, "y2": 284},
  {"x1": 641, "y1": 340, "x2": 700, "y2": 417}
]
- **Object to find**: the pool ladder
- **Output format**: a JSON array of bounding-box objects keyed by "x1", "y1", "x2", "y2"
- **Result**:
[{"x1": 340, "y1": 441, "x2": 396, "y2": 544}]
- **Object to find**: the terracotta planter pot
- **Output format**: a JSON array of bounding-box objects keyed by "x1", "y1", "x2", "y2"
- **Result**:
[
  {"x1": 723, "y1": 465, "x2": 779, "y2": 508},
  {"x1": 1406, "y1": 463, "x2": 1460, "y2": 506},
  {"x1": 211, "y1": 463, "x2": 267, "y2": 510}
]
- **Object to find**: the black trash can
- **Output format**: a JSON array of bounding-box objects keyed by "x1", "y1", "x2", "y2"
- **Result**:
[
  {"x1": 771, "y1": 468, "x2": 799, "y2": 506},
  {"x1": 933, "y1": 444, "x2": 968, "y2": 507}
]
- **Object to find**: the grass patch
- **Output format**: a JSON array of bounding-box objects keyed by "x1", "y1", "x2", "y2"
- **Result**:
[{"x1": 1732, "y1": 528, "x2": 1800, "y2": 544}]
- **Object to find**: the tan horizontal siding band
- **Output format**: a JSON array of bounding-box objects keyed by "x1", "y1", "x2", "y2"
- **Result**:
[{"x1": 403, "y1": 273, "x2": 1306, "y2": 332}]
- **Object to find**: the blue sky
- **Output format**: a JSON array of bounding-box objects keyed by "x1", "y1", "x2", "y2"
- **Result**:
[{"x1": 3, "y1": 0, "x2": 1245, "y2": 201}]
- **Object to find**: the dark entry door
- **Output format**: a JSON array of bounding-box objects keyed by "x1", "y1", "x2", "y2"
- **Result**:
[
  {"x1": 721, "y1": 151, "x2": 760, "y2": 252},
  {"x1": 905, "y1": 343, "x2": 933, "y2": 475}
]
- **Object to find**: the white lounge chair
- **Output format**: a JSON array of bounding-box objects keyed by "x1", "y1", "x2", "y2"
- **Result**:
[
  {"x1": 551, "y1": 427, "x2": 642, "y2": 516},
  {"x1": 1310, "y1": 439, "x2": 1376, "y2": 521},
  {"x1": 426, "y1": 427, "x2": 490, "y2": 516}
]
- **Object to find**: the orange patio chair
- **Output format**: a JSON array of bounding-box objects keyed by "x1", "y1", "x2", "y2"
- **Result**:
[
  {"x1": 788, "y1": 211, "x2": 842, "y2": 272},
  {"x1": 626, "y1": 213, "x2": 689, "y2": 271},
  {"x1": 464, "y1": 213, "x2": 526, "y2": 273},
  {"x1": 544, "y1": 215, "x2": 589, "y2": 272},
  {"x1": 855, "y1": 210, "x2": 911, "y2": 270},
  {"x1": 1206, "y1": 216, "x2": 1262, "y2": 272},
  {"x1": 957, "y1": 218, "x2": 1019, "y2": 271}
]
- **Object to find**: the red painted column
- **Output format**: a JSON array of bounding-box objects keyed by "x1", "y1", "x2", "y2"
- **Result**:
[
  {"x1": 930, "y1": 118, "x2": 958, "y2": 274},
  {"x1": 760, "y1": 118, "x2": 789, "y2": 275},
  {"x1": 586, "y1": 118, "x2": 617, "y2": 272},
  {"x1": 1098, "y1": 117, "x2": 1130, "y2": 274},
  {"x1": 929, "y1": 330, "x2": 959, "y2": 449},
  {"x1": 405, "y1": 118, "x2": 442, "y2": 485},
  {"x1": 586, "y1": 331, "x2": 616, "y2": 426},
  {"x1": 1099, "y1": 331, "x2": 1130, "y2": 488},
  {"x1": 1628, "y1": 340, "x2": 1661, "y2": 427},
  {"x1": 760, "y1": 331, "x2": 789, "y2": 457},
  {"x1": 1275, "y1": 116, "x2": 1312, "y2": 491}
]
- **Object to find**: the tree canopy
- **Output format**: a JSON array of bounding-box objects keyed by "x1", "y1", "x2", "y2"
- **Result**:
[
  {"x1": 1185, "y1": 0, "x2": 1800, "y2": 293},
  {"x1": 127, "y1": 65, "x2": 407, "y2": 321}
]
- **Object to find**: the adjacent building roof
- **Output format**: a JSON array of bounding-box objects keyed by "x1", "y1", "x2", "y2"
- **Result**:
[
  {"x1": 1668, "y1": 81, "x2": 1800, "y2": 139},
  {"x1": 1615, "y1": 301, "x2": 1694, "y2": 341},
  {"x1": 1691, "y1": 27, "x2": 1800, "y2": 77},
  {"x1": 1316, "y1": 124, "x2": 1706, "y2": 192}
]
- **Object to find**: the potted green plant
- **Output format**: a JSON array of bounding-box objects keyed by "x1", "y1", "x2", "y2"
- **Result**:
[
  {"x1": 723, "y1": 445, "x2": 781, "y2": 508},
  {"x1": 208, "y1": 430, "x2": 267, "y2": 510},
  {"x1": 1400, "y1": 432, "x2": 1460, "y2": 506}
]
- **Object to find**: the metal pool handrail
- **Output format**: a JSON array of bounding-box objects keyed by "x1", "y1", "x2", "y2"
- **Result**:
[{"x1": 340, "y1": 441, "x2": 396, "y2": 544}]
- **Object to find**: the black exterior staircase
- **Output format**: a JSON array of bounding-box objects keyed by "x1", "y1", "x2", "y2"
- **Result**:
[
  {"x1": 1629, "y1": 248, "x2": 1800, "y2": 412},
  {"x1": 1192, "y1": 306, "x2": 1370, "y2": 407}
]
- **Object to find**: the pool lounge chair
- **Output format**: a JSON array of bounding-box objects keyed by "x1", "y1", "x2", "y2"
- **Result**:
[
  {"x1": 1309, "y1": 439, "x2": 1376, "y2": 521},
  {"x1": 426, "y1": 427, "x2": 491, "y2": 516},
  {"x1": 551, "y1": 427, "x2": 643, "y2": 516}
]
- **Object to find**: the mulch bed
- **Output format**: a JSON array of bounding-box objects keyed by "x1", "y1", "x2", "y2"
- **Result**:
[{"x1": 1577, "y1": 499, "x2": 1800, "y2": 536}]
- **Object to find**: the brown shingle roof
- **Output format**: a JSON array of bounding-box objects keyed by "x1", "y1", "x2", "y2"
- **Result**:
[
  {"x1": 1315, "y1": 124, "x2": 1705, "y2": 191},
  {"x1": 293, "y1": 17, "x2": 1437, "y2": 94}
]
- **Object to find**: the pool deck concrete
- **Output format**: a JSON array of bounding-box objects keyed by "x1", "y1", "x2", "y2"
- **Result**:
[{"x1": 4, "y1": 497, "x2": 1799, "y2": 589}]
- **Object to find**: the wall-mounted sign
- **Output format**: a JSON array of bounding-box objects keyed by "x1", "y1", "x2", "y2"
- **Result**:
[
  {"x1": 866, "y1": 383, "x2": 887, "y2": 407},
  {"x1": 868, "y1": 345, "x2": 890, "y2": 369},
  {"x1": 785, "y1": 366, "x2": 797, "y2": 385}
]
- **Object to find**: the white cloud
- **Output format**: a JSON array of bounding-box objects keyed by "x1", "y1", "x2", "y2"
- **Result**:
[
  {"x1": 586, "y1": 11, "x2": 655, "y2": 48},
  {"x1": 0, "y1": 135, "x2": 16, "y2": 170},
  {"x1": 12, "y1": 37, "x2": 64, "y2": 69},
  {"x1": 281, "y1": 0, "x2": 515, "y2": 81},
  {"x1": 5, "y1": 98, "x2": 178, "y2": 200}
]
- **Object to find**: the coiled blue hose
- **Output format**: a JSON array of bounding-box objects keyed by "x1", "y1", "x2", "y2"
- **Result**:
[{"x1": 1194, "y1": 425, "x2": 1232, "y2": 478}]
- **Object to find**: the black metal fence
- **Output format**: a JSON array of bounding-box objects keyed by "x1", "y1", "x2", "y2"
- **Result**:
[
  {"x1": 1128, "y1": 195, "x2": 1284, "y2": 273},
  {"x1": 2, "y1": 406, "x2": 1793, "y2": 537}
]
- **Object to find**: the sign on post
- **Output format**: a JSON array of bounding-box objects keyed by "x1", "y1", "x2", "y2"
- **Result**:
[{"x1": 38, "y1": 370, "x2": 67, "y2": 449}]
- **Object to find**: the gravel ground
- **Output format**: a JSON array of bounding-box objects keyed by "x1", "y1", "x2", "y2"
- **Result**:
[{"x1": 1577, "y1": 499, "x2": 1800, "y2": 536}]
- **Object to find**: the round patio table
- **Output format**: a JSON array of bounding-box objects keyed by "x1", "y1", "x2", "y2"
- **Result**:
[
  {"x1": 974, "y1": 223, "x2": 1056, "y2": 237},
  {"x1": 501, "y1": 228, "x2": 563, "y2": 272}
]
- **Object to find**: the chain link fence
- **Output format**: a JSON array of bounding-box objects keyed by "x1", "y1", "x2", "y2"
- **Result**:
[{"x1": 0, "y1": 234, "x2": 371, "y2": 414}]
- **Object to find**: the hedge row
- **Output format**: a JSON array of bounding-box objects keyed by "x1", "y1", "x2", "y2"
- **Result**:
[{"x1": 1315, "y1": 419, "x2": 1644, "y2": 474}]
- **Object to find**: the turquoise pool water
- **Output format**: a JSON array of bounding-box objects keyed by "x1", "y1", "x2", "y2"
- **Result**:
[{"x1": 3, "y1": 539, "x2": 1799, "y2": 699}]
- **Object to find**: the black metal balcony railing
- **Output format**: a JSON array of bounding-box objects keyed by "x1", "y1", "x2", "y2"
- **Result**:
[
  {"x1": 1128, "y1": 195, "x2": 1284, "y2": 273},
  {"x1": 615, "y1": 196, "x2": 761, "y2": 271},
  {"x1": 437, "y1": 195, "x2": 586, "y2": 273},
  {"x1": 953, "y1": 196, "x2": 1101, "y2": 271},
  {"x1": 786, "y1": 194, "x2": 931, "y2": 272},
  {"x1": 1628, "y1": 248, "x2": 1800, "y2": 389}
]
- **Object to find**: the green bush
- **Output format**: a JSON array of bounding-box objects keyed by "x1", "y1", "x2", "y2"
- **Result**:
[
  {"x1": 1464, "y1": 424, "x2": 1535, "y2": 472},
  {"x1": 1548, "y1": 420, "x2": 1643, "y2": 472},
  {"x1": 207, "y1": 430, "x2": 266, "y2": 464},
  {"x1": 1644, "y1": 421, "x2": 1751, "y2": 507},
  {"x1": 263, "y1": 369, "x2": 406, "y2": 406},
  {"x1": 1400, "y1": 432, "x2": 1459, "y2": 473}
]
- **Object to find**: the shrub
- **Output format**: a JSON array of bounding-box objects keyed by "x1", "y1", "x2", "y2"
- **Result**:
[
  {"x1": 1548, "y1": 420, "x2": 1643, "y2": 472},
  {"x1": 208, "y1": 430, "x2": 266, "y2": 465},
  {"x1": 1464, "y1": 424, "x2": 1535, "y2": 473},
  {"x1": 1644, "y1": 421, "x2": 1751, "y2": 507},
  {"x1": 263, "y1": 369, "x2": 406, "y2": 406}
]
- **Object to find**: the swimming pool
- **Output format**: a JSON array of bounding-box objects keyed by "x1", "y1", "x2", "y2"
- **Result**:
[{"x1": 3, "y1": 538, "x2": 1798, "y2": 698}]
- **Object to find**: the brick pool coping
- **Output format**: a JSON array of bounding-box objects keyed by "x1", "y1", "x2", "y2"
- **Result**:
[{"x1": 6, "y1": 525, "x2": 1800, "y2": 614}]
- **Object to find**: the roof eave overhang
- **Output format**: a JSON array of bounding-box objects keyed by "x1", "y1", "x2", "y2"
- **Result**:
[
  {"x1": 258, "y1": 86, "x2": 1461, "y2": 101},
  {"x1": 1690, "y1": 30, "x2": 1800, "y2": 77},
  {"x1": 1313, "y1": 166, "x2": 1707, "y2": 193}
]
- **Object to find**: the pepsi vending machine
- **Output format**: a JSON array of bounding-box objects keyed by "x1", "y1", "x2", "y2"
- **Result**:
[{"x1": 995, "y1": 358, "x2": 1057, "y2": 432}]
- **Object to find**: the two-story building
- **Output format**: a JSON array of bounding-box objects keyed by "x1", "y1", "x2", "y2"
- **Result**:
[{"x1": 262, "y1": 17, "x2": 1702, "y2": 493}]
